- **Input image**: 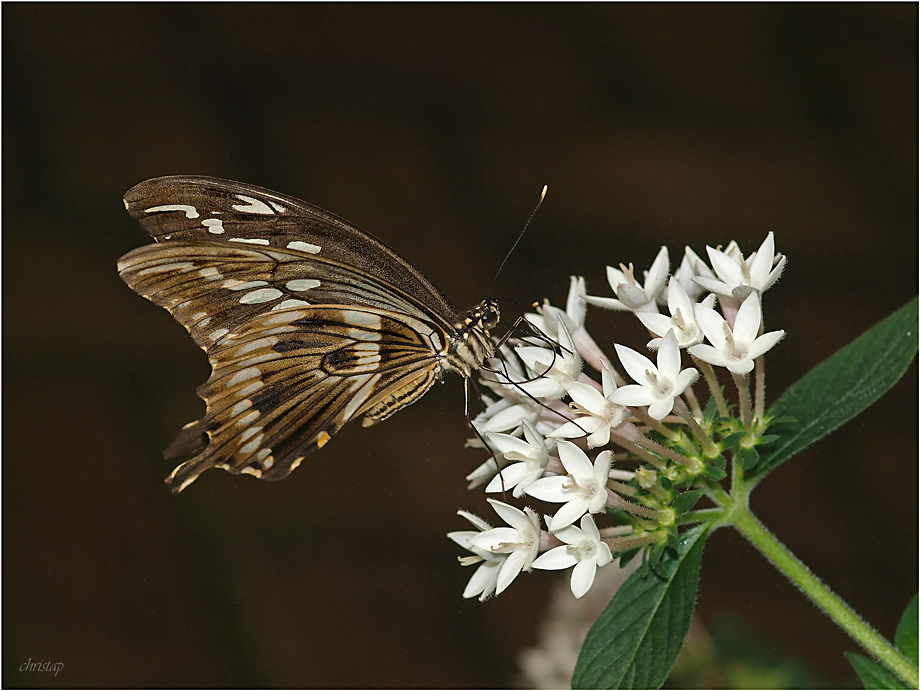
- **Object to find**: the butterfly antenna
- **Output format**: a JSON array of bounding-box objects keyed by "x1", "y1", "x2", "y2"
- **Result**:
[{"x1": 488, "y1": 185, "x2": 548, "y2": 299}]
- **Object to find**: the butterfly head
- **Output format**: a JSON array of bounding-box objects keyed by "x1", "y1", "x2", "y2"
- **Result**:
[{"x1": 474, "y1": 299, "x2": 501, "y2": 331}]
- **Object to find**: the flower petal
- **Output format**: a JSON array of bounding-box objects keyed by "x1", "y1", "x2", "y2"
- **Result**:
[
  {"x1": 609, "y1": 384, "x2": 657, "y2": 407},
  {"x1": 570, "y1": 559, "x2": 598, "y2": 598},
  {"x1": 648, "y1": 396, "x2": 675, "y2": 421},
  {"x1": 747, "y1": 330, "x2": 786, "y2": 360},
  {"x1": 548, "y1": 499, "x2": 590, "y2": 531},
  {"x1": 657, "y1": 330, "x2": 681, "y2": 379},
  {"x1": 615, "y1": 344, "x2": 658, "y2": 384},
  {"x1": 532, "y1": 545, "x2": 578, "y2": 571},
  {"x1": 733, "y1": 292, "x2": 763, "y2": 343},
  {"x1": 556, "y1": 440, "x2": 594, "y2": 479},
  {"x1": 524, "y1": 476, "x2": 570, "y2": 503}
]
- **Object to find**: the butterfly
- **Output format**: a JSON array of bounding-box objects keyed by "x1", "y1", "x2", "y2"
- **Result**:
[{"x1": 118, "y1": 176, "x2": 500, "y2": 492}]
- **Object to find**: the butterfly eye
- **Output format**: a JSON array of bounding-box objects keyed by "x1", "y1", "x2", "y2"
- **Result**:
[{"x1": 480, "y1": 303, "x2": 500, "y2": 329}]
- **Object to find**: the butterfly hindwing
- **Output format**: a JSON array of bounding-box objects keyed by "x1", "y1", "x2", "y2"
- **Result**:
[{"x1": 165, "y1": 305, "x2": 446, "y2": 491}]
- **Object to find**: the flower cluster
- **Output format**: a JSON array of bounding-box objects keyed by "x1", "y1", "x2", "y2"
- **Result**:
[{"x1": 449, "y1": 232, "x2": 786, "y2": 600}]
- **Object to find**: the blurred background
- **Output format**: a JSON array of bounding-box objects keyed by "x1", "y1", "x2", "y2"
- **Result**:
[{"x1": 3, "y1": 4, "x2": 916, "y2": 688}]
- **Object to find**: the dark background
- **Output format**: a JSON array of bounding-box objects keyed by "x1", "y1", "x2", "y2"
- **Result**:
[{"x1": 3, "y1": 4, "x2": 917, "y2": 688}]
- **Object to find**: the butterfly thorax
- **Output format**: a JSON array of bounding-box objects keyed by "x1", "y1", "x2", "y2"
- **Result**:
[{"x1": 444, "y1": 299, "x2": 500, "y2": 378}]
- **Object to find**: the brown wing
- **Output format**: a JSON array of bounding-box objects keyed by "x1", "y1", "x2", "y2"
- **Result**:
[
  {"x1": 164, "y1": 305, "x2": 447, "y2": 492},
  {"x1": 123, "y1": 175, "x2": 460, "y2": 321}
]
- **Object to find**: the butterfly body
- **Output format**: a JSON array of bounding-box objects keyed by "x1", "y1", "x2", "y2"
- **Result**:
[{"x1": 118, "y1": 176, "x2": 498, "y2": 492}]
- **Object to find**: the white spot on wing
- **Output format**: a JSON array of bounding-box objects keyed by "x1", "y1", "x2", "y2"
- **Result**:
[
  {"x1": 268, "y1": 201, "x2": 287, "y2": 213},
  {"x1": 239, "y1": 433, "x2": 264, "y2": 455},
  {"x1": 228, "y1": 367, "x2": 261, "y2": 386},
  {"x1": 191, "y1": 312, "x2": 207, "y2": 320},
  {"x1": 209, "y1": 328, "x2": 230, "y2": 341},
  {"x1": 265, "y1": 311, "x2": 304, "y2": 325},
  {"x1": 343, "y1": 311, "x2": 383, "y2": 330},
  {"x1": 272, "y1": 299, "x2": 312, "y2": 311},
  {"x1": 232, "y1": 195, "x2": 274, "y2": 214},
  {"x1": 145, "y1": 204, "x2": 199, "y2": 219},
  {"x1": 199, "y1": 267, "x2": 222, "y2": 280},
  {"x1": 203, "y1": 218, "x2": 225, "y2": 234},
  {"x1": 229, "y1": 237, "x2": 270, "y2": 245},
  {"x1": 238, "y1": 381, "x2": 263, "y2": 397},
  {"x1": 235, "y1": 336, "x2": 278, "y2": 356},
  {"x1": 240, "y1": 466, "x2": 263, "y2": 478},
  {"x1": 228, "y1": 280, "x2": 269, "y2": 291},
  {"x1": 286, "y1": 279, "x2": 321, "y2": 292},
  {"x1": 240, "y1": 288, "x2": 283, "y2": 304},
  {"x1": 231, "y1": 399, "x2": 252, "y2": 416},
  {"x1": 348, "y1": 328, "x2": 381, "y2": 342},
  {"x1": 287, "y1": 241, "x2": 321, "y2": 254},
  {"x1": 199, "y1": 317, "x2": 212, "y2": 327},
  {"x1": 343, "y1": 374, "x2": 382, "y2": 421},
  {"x1": 240, "y1": 426, "x2": 263, "y2": 441},
  {"x1": 236, "y1": 411, "x2": 260, "y2": 427}
]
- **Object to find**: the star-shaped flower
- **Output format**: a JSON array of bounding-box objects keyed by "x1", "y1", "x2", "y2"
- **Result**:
[
  {"x1": 531, "y1": 514, "x2": 613, "y2": 598},
  {"x1": 688, "y1": 291, "x2": 785, "y2": 374},
  {"x1": 548, "y1": 360, "x2": 628, "y2": 448},
  {"x1": 527, "y1": 276, "x2": 607, "y2": 371},
  {"x1": 525, "y1": 442, "x2": 613, "y2": 530},
  {"x1": 465, "y1": 500, "x2": 542, "y2": 596},
  {"x1": 584, "y1": 246, "x2": 669, "y2": 313},
  {"x1": 638, "y1": 280, "x2": 716, "y2": 349},
  {"x1": 447, "y1": 511, "x2": 505, "y2": 601},
  {"x1": 672, "y1": 246, "x2": 715, "y2": 303},
  {"x1": 610, "y1": 330, "x2": 699, "y2": 420},
  {"x1": 486, "y1": 420, "x2": 550, "y2": 498},
  {"x1": 514, "y1": 316, "x2": 583, "y2": 399},
  {"x1": 693, "y1": 232, "x2": 786, "y2": 301}
]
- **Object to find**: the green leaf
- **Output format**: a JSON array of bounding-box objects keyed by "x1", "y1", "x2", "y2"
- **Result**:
[
  {"x1": 896, "y1": 593, "x2": 918, "y2": 666},
  {"x1": 739, "y1": 446, "x2": 760, "y2": 470},
  {"x1": 844, "y1": 652, "x2": 910, "y2": 689},
  {"x1": 701, "y1": 463, "x2": 727, "y2": 481},
  {"x1": 572, "y1": 525, "x2": 709, "y2": 689},
  {"x1": 719, "y1": 431, "x2": 747, "y2": 449},
  {"x1": 749, "y1": 298, "x2": 918, "y2": 485},
  {"x1": 671, "y1": 490, "x2": 704, "y2": 516}
]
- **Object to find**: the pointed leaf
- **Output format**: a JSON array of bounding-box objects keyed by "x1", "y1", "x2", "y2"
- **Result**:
[
  {"x1": 671, "y1": 490, "x2": 704, "y2": 516},
  {"x1": 573, "y1": 525, "x2": 709, "y2": 689},
  {"x1": 844, "y1": 652, "x2": 910, "y2": 690},
  {"x1": 896, "y1": 593, "x2": 918, "y2": 666},
  {"x1": 749, "y1": 298, "x2": 918, "y2": 485}
]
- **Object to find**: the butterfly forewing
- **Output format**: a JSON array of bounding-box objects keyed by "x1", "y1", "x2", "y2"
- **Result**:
[
  {"x1": 118, "y1": 176, "x2": 497, "y2": 492},
  {"x1": 123, "y1": 176, "x2": 459, "y2": 320}
]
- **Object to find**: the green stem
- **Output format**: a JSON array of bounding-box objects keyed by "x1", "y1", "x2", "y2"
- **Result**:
[
  {"x1": 730, "y1": 506, "x2": 918, "y2": 687},
  {"x1": 677, "y1": 507, "x2": 725, "y2": 525}
]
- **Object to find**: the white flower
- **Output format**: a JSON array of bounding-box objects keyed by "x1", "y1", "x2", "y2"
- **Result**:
[
  {"x1": 638, "y1": 280, "x2": 716, "y2": 349},
  {"x1": 447, "y1": 511, "x2": 505, "y2": 601},
  {"x1": 688, "y1": 291, "x2": 786, "y2": 375},
  {"x1": 610, "y1": 330, "x2": 699, "y2": 420},
  {"x1": 584, "y1": 246, "x2": 670, "y2": 313},
  {"x1": 485, "y1": 420, "x2": 550, "y2": 498},
  {"x1": 673, "y1": 246, "x2": 715, "y2": 303},
  {"x1": 514, "y1": 316, "x2": 583, "y2": 399},
  {"x1": 481, "y1": 343, "x2": 533, "y2": 399},
  {"x1": 548, "y1": 361, "x2": 628, "y2": 448},
  {"x1": 525, "y1": 442, "x2": 613, "y2": 530},
  {"x1": 527, "y1": 276, "x2": 607, "y2": 371},
  {"x1": 693, "y1": 232, "x2": 786, "y2": 301},
  {"x1": 532, "y1": 514, "x2": 613, "y2": 599},
  {"x1": 466, "y1": 500, "x2": 542, "y2": 595}
]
